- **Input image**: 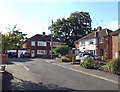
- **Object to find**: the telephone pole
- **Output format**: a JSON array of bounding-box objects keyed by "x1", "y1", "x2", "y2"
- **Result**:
[{"x1": 51, "y1": 20, "x2": 53, "y2": 59}]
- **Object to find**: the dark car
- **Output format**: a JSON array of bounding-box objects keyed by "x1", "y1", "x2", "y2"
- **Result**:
[
  {"x1": 8, "y1": 52, "x2": 18, "y2": 58},
  {"x1": 20, "y1": 51, "x2": 30, "y2": 58}
]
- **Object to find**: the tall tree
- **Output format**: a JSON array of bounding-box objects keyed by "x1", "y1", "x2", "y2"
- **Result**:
[
  {"x1": 49, "y1": 11, "x2": 93, "y2": 47},
  {"x1": 2, "y1": 25, "x2": 27, "y2": 52}
]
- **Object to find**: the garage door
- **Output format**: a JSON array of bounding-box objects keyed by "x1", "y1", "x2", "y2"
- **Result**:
[{"x1": 18, "y1": 50, "x2": 26, "y2": 58}]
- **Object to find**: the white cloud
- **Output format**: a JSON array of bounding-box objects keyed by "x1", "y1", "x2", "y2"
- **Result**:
[{"x1": 105, "y1": 21, "x2": 118, "y2": 30}]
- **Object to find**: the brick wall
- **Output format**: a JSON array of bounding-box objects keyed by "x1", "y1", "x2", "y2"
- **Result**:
[
  {"x1": 23, "y1": 40, "x2": 63, "y2": 58},
  {"x1": 112, "y1": 35, "x2": 119, "y2": 59},
  {"x1": 97, "y1": 36, "x2": 112, "y2": 59},
  {"x1": 0, "y1": 54, "x2": 8, "y2": 64}
]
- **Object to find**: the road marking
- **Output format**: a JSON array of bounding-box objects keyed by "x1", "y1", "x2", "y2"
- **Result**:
[
  {"x1": 46, "y1": 61, "x2": 118, "y2": 84},
  {"x1": 20, "y1": 63, "x2": 29, "y2": 71}
]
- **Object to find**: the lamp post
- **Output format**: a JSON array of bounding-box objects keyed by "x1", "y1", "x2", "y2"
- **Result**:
[{"x1": 51, "y1": 20, "x2": 53, "y2": 59}]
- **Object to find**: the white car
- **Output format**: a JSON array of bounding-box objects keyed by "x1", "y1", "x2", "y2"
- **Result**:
[{"x1": 75, "y1": 53, "x2": 95, "y2": 62}]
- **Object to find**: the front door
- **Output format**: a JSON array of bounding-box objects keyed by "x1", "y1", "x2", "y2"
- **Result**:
[
  {"x1": 100, "y1": 49, "x2": 104, "y2": 56},
  {"x1": 31, "y1": 50, "x2": 35, "y2": 57}
]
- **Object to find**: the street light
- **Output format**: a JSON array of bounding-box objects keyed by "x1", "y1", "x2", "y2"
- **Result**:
[{"x1": 51, "y1": 20, "x2": 53, "y2": 59}]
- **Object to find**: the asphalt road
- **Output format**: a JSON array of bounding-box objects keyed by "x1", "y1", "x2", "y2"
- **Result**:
[{"x1": 2, "y1": 58, "x2": 119, "y2": 91}]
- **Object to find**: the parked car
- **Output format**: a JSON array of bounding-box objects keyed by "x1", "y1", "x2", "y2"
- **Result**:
[
  {"x1": 20, "y1": 51, "x2": 30, "y2": 58},
  {"x1": 8, "y1": 52, "x2": 18, "y2": 58},
  {"x1": 75, "y1": 53, "x2": 101, "y2": 62}
]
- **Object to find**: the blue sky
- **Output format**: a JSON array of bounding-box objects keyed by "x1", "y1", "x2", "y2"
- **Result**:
[{"x1": 0, "y1": 0, "x2": 119, "y2": 37}]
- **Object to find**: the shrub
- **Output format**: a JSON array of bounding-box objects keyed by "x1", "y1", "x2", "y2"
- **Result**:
[
  {"x1": 61, "y1": 54, "x2": 77, "y2": 62},
  {"x1": 81, "y1": 57, "x2": 94, "y2": 69},
  {"x1": 103, "y1": 56, "x2": 109, "y2": 61},
  {"x1": 61, "y1": 56, "x2": 71, "y2": 62},
  {"x1": 101, "y1": 57, "x2": 120, "y2": 75},
  {"x1": 81, "y1": 57, "x2": 106, "y2": 69}
]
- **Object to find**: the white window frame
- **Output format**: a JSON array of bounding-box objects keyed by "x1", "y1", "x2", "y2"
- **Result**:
[
  {"x1": 37, "y1": 50, "x2": 47, "y2": 55},
  {"x1": 104, "y1": 49, "x2": 107, "y2": 55},
  {"x1": 31, "y1": 41, "x2": 35, "y2": 46},
  {"x1": 37, "y1": 41, "x2": 47, "y2": 46},
  {"x1": 88, "y1": 39, "x2": 94, "y2": 45},
  {"x1": 81, "y1": 41, "x2": 85, "y2": 46},
  {"x1": 100, "y1": 37, "x2": 104, "y2": 43},
  {"x1": 114, "y1": 52, "x2": 118, "y2": 58}
]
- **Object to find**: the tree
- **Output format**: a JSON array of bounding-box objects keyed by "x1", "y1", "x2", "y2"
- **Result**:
[
  {"x1": 53, "y1": 45, "x2": 71, "y2": 55},
  {"x1": 49, "y1": 11, "x2": 93, "y2": 47},
  {"x1": 2, "y1": 25, "x2": 27, "y2": 52}
]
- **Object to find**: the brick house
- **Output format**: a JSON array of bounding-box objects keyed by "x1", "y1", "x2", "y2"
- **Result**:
[
  {"x1": 96, "y1": 27, "x2": 113, "y2": 59},
  {"x1": 75, "y1": 26, "x2": 113, "y2": 59},
  {"x1": 110, "y1": 29, "x2": 120, "y2": 59},
  {"x1": 22, "y1": 33, "x2": 65, "y2": 58}
]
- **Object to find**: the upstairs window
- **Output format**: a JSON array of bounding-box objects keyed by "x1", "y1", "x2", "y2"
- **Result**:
[
  {"x1": 119, "y1": 33, "x2": 120, "y2": 42},
  {"x1": 37, "y1": 41, "x2": 47, "y2": 46},
  {"x1": 100, "y1": 37, "x2": 104, "y2": 43},
  {"x1": 81, "y1": 41, "x2": 85, "y2": 46},
  {"x1": 88, "y1": 39, "x2": 94, "y2": 44},
  {"x1": 31, "y1": 41, "x2": 35, "y2": 46}
]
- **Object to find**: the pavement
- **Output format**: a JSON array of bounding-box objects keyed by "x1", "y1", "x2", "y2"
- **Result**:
[{"x1": 1, "y1": 58, "x2": 120, "y2": 91}]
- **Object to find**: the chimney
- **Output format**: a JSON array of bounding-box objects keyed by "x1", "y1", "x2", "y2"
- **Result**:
[
  {"x1": 43, "y1": 32, "x2": 45, "y2": 35},
  {"x1": 97, "y1": 26, "x2": 102, "y2": 31}
]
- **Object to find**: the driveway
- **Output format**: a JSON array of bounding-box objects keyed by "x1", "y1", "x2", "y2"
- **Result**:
[{"x1": 2, "y1": 58, "x2": 119, "y2": 91}]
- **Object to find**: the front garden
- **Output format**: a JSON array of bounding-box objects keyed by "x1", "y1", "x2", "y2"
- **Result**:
[{"x1": 60, "y1": 55, "x2": 120, "y2": 75}]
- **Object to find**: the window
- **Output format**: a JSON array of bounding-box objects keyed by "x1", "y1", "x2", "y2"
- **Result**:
[
  {"x1": 104, "y1": 49, "x2": 107, "y2": 55},
  {"x1": 100, "y1": 37, "x2": 104, "y2": 43},
  {"x1": 119, "y1": 33, "x2": 120, "y2": 42},
  {"x1": 79, "y1": 42, "x2": 81, "y2": 46},
  {"x1": 81, "y1": 41, "x2": 85, "y2": 46},
  {"x1": 37, "y1": 50, "x2": 47, "y2": 55},
  {"x1": 88, "y1": 39, "x2": 94, "y2": 44},
  {"x1": 114, "y1": 52, "x2": 118, "y2": 58},
  {"x1": 50, "y1": 42, "x2": 59, "y2": 47},
  {"x1": 31, "y1": 41, "x2": 35, "y2": 46},
  {"x1": 37, "y1": 41, "x2": 47, "y2": 46}
]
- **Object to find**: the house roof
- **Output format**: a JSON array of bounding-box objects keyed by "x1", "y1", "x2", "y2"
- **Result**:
[
  {"x1": 23, "y1": 34, "x2": 62, "y2": 44},
  {"x1": 75, "y1": 32, "x2": 96, "y2": 43},
  {"x1": 110, "y1": 28, "x2": 120, "y2": 36},
  {"x1": 75, "y1": 28, "x2": 113, "y2": 43}
]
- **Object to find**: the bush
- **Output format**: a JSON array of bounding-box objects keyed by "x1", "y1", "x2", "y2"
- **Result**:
[
  {"x1": 61, "y1": 54, "x2": 77, "y2": 62},
  {"x1": 103, "y1": 56, "x2": 109, "y2": 61},
  {"x1": 81, "y1": 57, "x2": 106, "y2": 69},
  {"x1": 61, "y1": 56, "x2": 71, "y2": 62},
  {"x1": 101, "y1": 57, "x2": 120, "y2": 75}
]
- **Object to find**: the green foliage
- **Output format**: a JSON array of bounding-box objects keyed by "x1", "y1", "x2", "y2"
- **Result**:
[
  {"x1": 2, "y1": 25, "x2": 27, "y2": 52},
  {"x1": 81, "y1": 57, "x2": 106, "y2": 69},
  {"x1": 61, "y1": 54, "x2": 77, "y2": 62},
  {"x1": 61, "y1": 56, "x2": 71, "y2": 62},
  {"x1": 103, "y1": 56, "x2": 109, "y2": 61},
  {"x1": 48, "y1": 11, "x2": 93, "y2": 47},
  {"x1": 53, "y1": 45, "x2": 70, "y2": 55},
  {"x1": 101, "y1": 57, "x2": 120, "y2": 75}
]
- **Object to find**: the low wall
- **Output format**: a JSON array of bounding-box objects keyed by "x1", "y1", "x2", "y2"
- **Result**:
[{"x1": 0, "y1": 54, "x2": 8, "y2": 64}]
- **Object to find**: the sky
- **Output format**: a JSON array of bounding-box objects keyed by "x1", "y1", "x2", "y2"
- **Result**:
[{"x1": 0, "y1": 0, "x2": 119, "y2": 38}]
